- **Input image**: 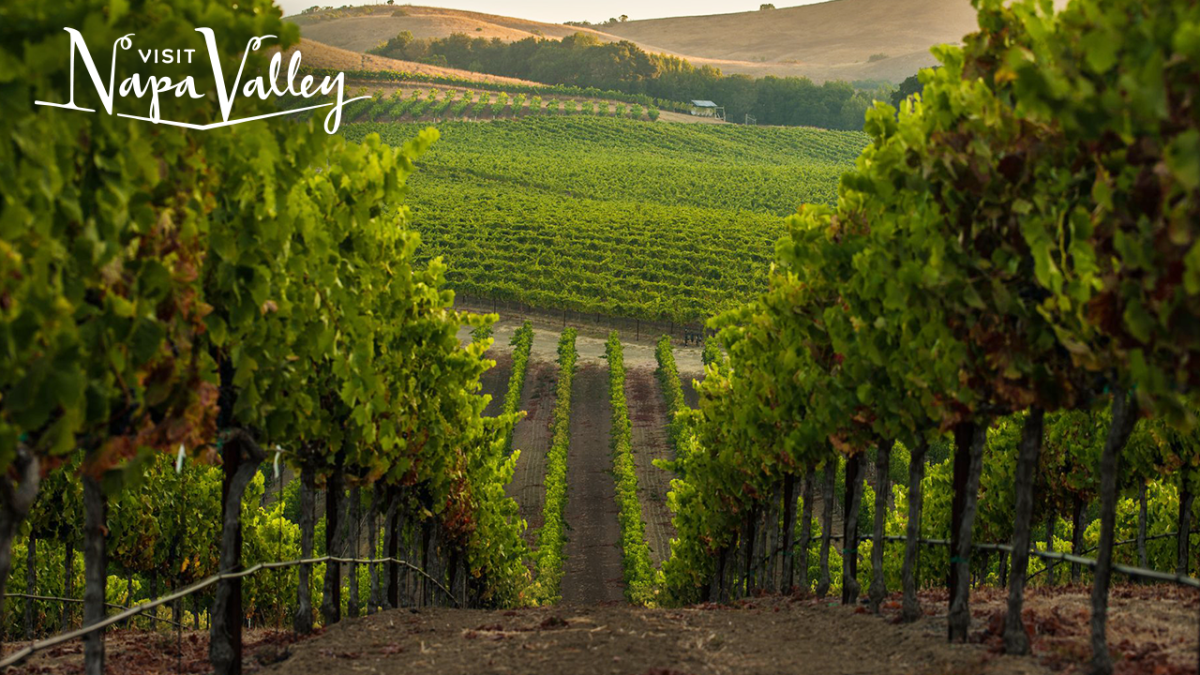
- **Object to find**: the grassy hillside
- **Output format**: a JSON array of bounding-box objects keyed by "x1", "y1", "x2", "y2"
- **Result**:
[
  {"x1": 286, "y1": 0, "x2": 1033, "y2": 83},
  {"x1": 285, "y1": 38, "x2": 542, "y2": 86},
  {"x1": 289, "y1": 5, "x2": 622, "y2": 54},
  {"x1": 340, "y1": 117, "x2": 867, "y2": 322},
  {"x1": 600, "y1": 0, "x2": 983, "y2": 82}
]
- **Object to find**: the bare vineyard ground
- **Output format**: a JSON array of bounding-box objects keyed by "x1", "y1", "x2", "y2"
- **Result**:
[
  {"x1": 471, "y1": 320, "x2": 700, "y2": 372},
  {"x1": 7, "y1": 628, "x2": 301, "y2": 675},
  {"x1": 625, "y1": 366, "x2": 677, "y2": 567},
  {"x1": 257, "y1": 596, "x2": 1051, "y2": 675},
  {"x1": 8, "y1": 587, "x2": 1190, "y2": 674},
  {"x1": 454, "y1": 304, "x2": 705, "y2": 373},
  {"x1": 504, "y1": 350, "x2": 559, "y2": 547},
  {"x1": 656, "y1": 110, "x2": 728, "y2": 124},
  {"x1": 560, "y1": 364, "x2": 625, "y2": 605},
  {"x1": 884, "y1": 584, "x2": 1198, "y2": 675}
]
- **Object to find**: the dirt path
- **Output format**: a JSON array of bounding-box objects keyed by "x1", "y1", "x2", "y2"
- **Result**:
[
  {"x1": 260, "y1": 596, "x2": 1051, "y2": 675},
  {"x1": 560, "y1": 363, "x2": 624, "y2": 604},
  {"x1": 504, "y1": 331, "x2": 562, "y2": 546},
  {"x1": 658, "y1": 110, "x2": 730, "y2": 124},
  {"x1": 625, "y1": 366, "x2": 677, "y2": 567},
  {"x1": 941, "y1": 583, "x2": 1200, "y2": 674},
  {"x1": 15, "y1": 586, "x2": 1195, "y2": 675},
  {"x1": 5, "y1": 628, "x2": 298, "y2": 675}
]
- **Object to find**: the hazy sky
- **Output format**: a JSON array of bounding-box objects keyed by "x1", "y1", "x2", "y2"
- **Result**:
[{"x1": 276, "y1": 0, "x2": 831, "y2": 24}]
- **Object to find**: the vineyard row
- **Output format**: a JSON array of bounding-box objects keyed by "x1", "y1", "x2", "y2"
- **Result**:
[
  {"x1": 528, "y1": 330, "x2": 578, "y2": 604},
  {"x1": 283, "y1": 88, "x2": 661, "y2": 125}
]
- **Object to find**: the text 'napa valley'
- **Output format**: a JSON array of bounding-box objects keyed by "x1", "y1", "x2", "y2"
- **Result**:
[{"x1": 35, "y1": 28, "x2": 365, "y2": 133}]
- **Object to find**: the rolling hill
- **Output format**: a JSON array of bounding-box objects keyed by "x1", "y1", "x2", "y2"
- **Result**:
[
  {"x1": 285, "y1": 37, "x2": 543, "y2": 86},
  {"x1": 599, "y1": 0, "x2": 983, "y2": 82},
  {"x1": 289, "y1": 5, "x2": 623, "y2": 54},
  {"x1": 284, "y1": 0, "x2": 1034, "y2": 84}
]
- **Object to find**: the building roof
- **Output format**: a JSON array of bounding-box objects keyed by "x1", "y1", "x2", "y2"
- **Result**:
[{"x1": 691, "y1": 100, "x2": 719, "y2": 107}]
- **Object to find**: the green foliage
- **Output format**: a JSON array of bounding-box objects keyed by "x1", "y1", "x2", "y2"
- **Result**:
[
  {"x1": 1, "y1": 0, "x2": 533, "y2": 613},
  {"x1": 888, "y1": 73, "x2": 925, "y2": 109},
  {"x1": 27, "y1": 462, "x2": 82, "y2": 543},
  {"x1": 501, "y1": 322, "x2": 535, "y2": 455},
  {"x1": 280, "y1": 477, "x2": 303, "y2": 524},
  {"x1": 1128, "y1": 415, "x2": 1200, "y2": 494},
  {"x1": 3, "y1": 537, "x2": 81, "y2": 636},
  {"x1": 471, "y1": 324, "x2": 495, "y2": 344},
  {"x1": 461, "y1": 403, "x2": 530, "y2": 608},
  {"x1": 659, "y1": 470, "x2": 703, "y2": 603},
  {"x1": 450, "y1": 91, "x2": 473, "y2": 117},
  {"x1": 9, "y1": 459, "x2": 302, "y2": 635},
  {"x1": 0, "y1": 0, "x2": 288, "y2": 473},
  {"x1": 529, "y1": 329, "x2": 577, "y2": 604},
  {"x1": 605, "y1": 333, "x2": 658, "y2": 605},
  {"x1": 889, "y1": 441, "x2": 911, "y2": 489},
  {"x1": 659, "y1": 0, "x2": 1200, "y2": 604},
  {"x1": 1041, "y1": 409, "x2": 1110, "y2": 512},
  {"x1": 655, "y1": 336, "x2": 688, "y2": 459},
  {"x1": 700, "y1": 337, "x2": 722, "y2": 368},
  {"x1": 1094, "y1": 481, "x2": 1200, "y2": 571}
]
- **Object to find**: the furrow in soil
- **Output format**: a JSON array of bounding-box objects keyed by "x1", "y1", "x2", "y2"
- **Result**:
[
  {"x1": 624, "y1": 365, "x2": 677, "y2": 567},
  {"x1": 504, "y1": 330, "x2": 563, "y2": 547},
  {"x1": 559, "y1": 363, "x2": 624, "y2": 604}
]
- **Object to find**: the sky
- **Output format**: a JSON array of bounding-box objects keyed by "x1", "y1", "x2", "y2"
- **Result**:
[{"x1": 276, "y1": 0, "x2": 831, "y2": 24}]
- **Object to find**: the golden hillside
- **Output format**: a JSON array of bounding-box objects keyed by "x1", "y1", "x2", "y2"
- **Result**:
[
  {"x1": 286, "y1": 38, "x2": 543, "y2": 86},
  {"x1": 286, "y1": 1, "x2": 1068, "y2": 83},
  {"x1": 599, "y1": 0, "x2": 983, "y2": 81},
  {"x1": 288, "y1": 5, "x2": 622, "y2": 55}
]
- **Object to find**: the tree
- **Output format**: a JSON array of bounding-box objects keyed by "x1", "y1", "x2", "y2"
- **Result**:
[{"x1": 888, "y1": 73, "x2": 924, "y2": 108}]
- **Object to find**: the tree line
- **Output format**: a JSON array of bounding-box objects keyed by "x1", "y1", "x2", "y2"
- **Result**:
[{"x1": 368, "y1": 31, "x2": 892, "y2": 131}]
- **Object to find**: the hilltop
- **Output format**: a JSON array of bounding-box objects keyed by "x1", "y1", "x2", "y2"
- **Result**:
[
  {"x1": 289, "y1": 5, "x2": 623, "y2": 53},
  {"x1": 285, "y1": 38, "x2": 544, "y2": 86},
  {"x1": 599, "y1": 0, "x2": 982, "y2": 82},
  {"x1": 286, "y1": 0, "x2": 1001, "y2": 84}
]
